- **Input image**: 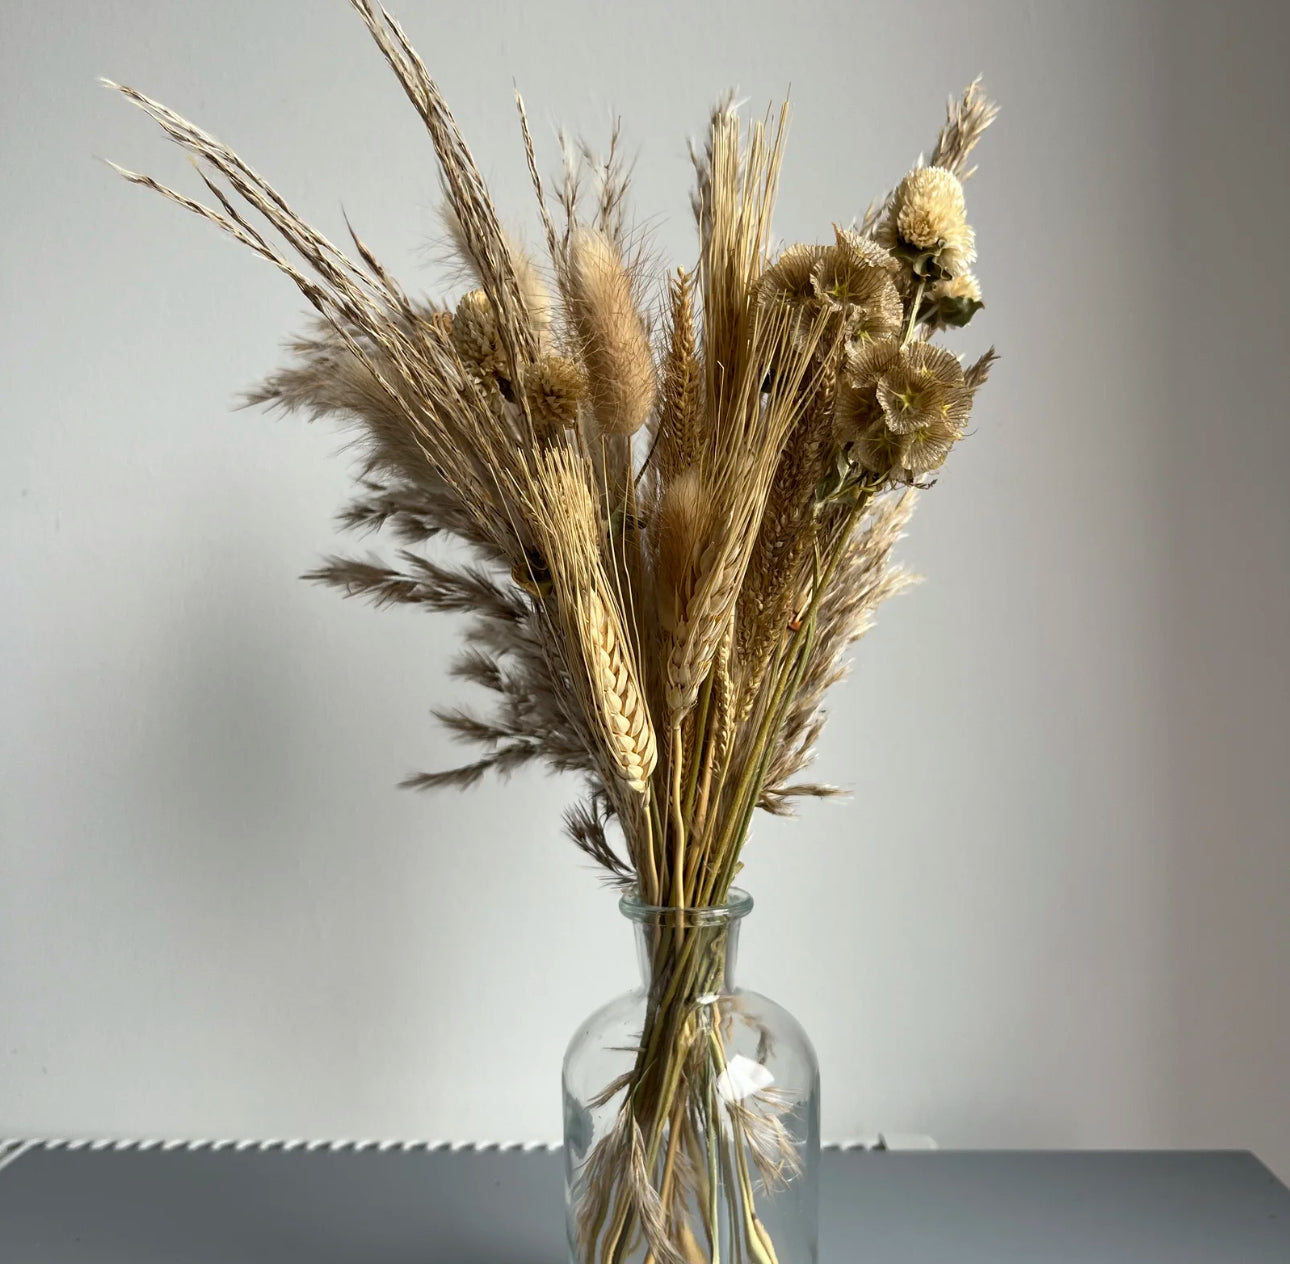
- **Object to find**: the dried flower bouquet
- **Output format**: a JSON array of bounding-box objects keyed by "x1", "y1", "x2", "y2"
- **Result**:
[{"x1": 107, "y1": 3, "x2": 996, "y2": 1260}]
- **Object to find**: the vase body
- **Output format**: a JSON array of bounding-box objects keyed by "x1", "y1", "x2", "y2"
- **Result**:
[{"x1": 563, "y1": 889, "x2": 819, "y2": 1264}]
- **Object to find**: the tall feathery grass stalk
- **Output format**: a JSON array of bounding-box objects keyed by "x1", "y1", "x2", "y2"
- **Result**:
[{"x1": 106, "y1": 6, "x2": 997, "y2": 1259}]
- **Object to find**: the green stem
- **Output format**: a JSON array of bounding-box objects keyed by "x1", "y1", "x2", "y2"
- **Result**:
[
  {"x1": 710, "y1": 1031, "x2": 780, "y2": 1264},
  {"x1": 706, "y1": 1070, "x2": 722, "y2": 1264},
  {"x1": 668, "y1": 724, "x2": 687, "y2": 909},
  {"x1": 639, "y1": 786, "x2": 661, "y2": 909},
  {"x1": 902, "y1": 276, "x2": 926, "y2": 347},
  {"x1": 682, "y1": 668, "x2": 716, "y2": 822}
]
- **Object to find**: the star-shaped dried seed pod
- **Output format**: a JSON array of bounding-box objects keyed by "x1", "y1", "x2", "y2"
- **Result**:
[
  {"x1": 874, "y1": 342, "x2": 971, "y2": 436},
  {"x1": 810, "y1": 247, "x2": 903, "y2": 343},
  {"x1": 754, "y1": 243, "x2": 828, "y2": 309}
]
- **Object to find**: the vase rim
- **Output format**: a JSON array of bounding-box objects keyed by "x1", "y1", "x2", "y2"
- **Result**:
[{"x1": 618, "y1": 886, "x2": 754, "y2": 925}]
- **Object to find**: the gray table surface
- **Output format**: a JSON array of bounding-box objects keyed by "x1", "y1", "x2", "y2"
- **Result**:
[{"x1": 1, "y1": 1143, "x2": 1288, "y2": 1262}]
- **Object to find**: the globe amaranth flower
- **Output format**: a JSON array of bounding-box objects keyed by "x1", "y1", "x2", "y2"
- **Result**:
[
  {"x1": 877, "y1": 165, "x2": 976, "y2": 280},
  {"x1": 935, "y1": 270, "x2": 981, "y2": 304}
]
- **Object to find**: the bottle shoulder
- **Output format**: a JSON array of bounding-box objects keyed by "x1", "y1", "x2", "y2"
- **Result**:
[
  {"x1": 562, "y1": 987, "x2": 647, "y2": 1068},
  {"x1": 729, "y1": 988, "x2": 818, "y2": 1058}
]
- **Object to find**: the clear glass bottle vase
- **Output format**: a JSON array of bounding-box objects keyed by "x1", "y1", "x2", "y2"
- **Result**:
[{"x1": 563, "y1": 888, "x2": 820, "y2": 1264}]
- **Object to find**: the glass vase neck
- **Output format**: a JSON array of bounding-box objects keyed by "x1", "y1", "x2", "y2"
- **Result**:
[{"x1": 619, "y1": 887, "x2": 753, "y2": 996}]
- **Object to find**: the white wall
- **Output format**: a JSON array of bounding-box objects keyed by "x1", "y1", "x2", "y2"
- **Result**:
[{"x1": 2, "y1": 0, "x2": 1287, "y2": 1178}]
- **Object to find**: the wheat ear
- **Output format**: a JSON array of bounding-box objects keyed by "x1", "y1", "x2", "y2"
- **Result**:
[
  {"x1": 529, "y1": 447, "x2": 658, "y2": 794},
  {"x1": 580, "y1": 587, "x2": 658, "y2": 793}
]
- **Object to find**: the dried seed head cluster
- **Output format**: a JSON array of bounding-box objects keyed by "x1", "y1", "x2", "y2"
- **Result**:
[
  {"x1": 110, "y1": 16, "x2": 997, "y2": 1259},
  {"x1": 451, "y1": 288, "x2": 506, "y2": 375},
  {"x1": 524, "y1": 353, "x2": 588, "y2": 437},
  {"x1": 755, "y1": 243, "x2": 823, "y2": 307},
  {"x1": 840, "y1": 338, "x2": 973, "y2": 479},
  {"x1": 811, "y1": 240, "x2": 903, "y2": 340},
  {"x1": 756, "y1": 231, "x2": 903, "y2": 348}
]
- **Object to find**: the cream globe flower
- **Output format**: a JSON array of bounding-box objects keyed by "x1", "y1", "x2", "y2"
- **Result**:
[{"x1": 878, "y1": 165, "x2": 976, "y2": 279}]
